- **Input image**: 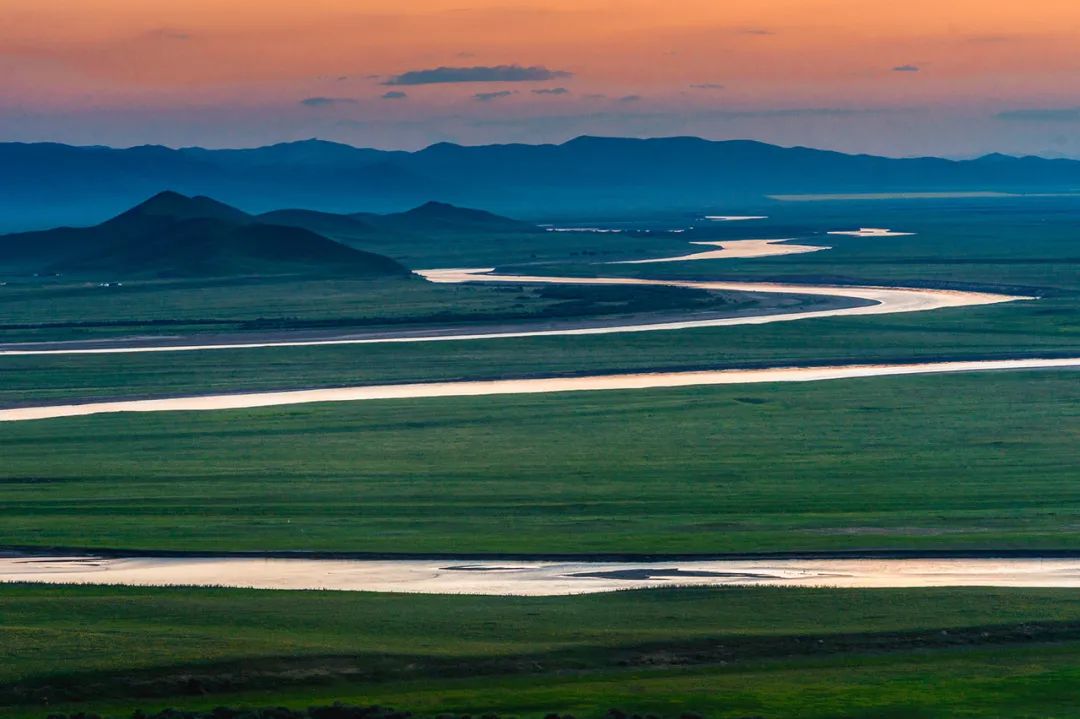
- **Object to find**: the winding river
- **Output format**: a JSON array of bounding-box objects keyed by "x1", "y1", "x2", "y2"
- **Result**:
[
  {"x1": 0, "y1": 266, "x2": 1064, "y2": 422},
  {"x1": 3, "y1": 257, "x2": 1078, "y2": 593},
  {"x1": 0, "y1": 267, "x2": 1030, "y2": 356}
]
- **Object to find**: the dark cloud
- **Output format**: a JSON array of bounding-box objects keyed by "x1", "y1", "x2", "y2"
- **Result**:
[
  {"x1": 381, "y1": 91, "x2": 408, "y2": 100},
  {"x1": 892, "y1": 65, "x2": 920, "y2": 72},
  {"x1": 532, "y1": 87, "x2": 570, "y2": 95},
  {"x1": 584, "y1": 93, "x2": 608, "y2": 100},
  {"x1": 385, "y1": 65, "x2": 573, "y2": 85},
  {"x1": 299, "y1": 97, "x2": 356, "y2": 108},
  {"x1": 690, "y1": 83, "x2": 725, "y2": 90},
  {"x1": 618, "y1": 95, "x2": 642, "y2": 103},
  {"x1": 474, "y1": 90, "x2": 516, "y2": 102},
  {"x1": 996, "y1": 107, "x2": 1080, "y2": 122}
]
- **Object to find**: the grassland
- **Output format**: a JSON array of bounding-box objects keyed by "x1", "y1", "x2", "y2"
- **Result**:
[
  {"x1": 0, "y1": 275, "x2": 749, "y2": 344},
  {"x1": 6, "y1": 584, "x2": 1080, "y2": 718},
  {"x1": 5, "y1": 196, "x2": 1080, "y2": 719},
  {"x1": 3, "y1": 370, "x2": 1078, "y2": 554},
  {"x1": 2, "y1": 198, "x2": 1077, "y2": 406}
]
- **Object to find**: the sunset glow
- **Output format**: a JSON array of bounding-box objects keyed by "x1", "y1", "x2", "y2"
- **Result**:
[{"x1": 4, "y1": 1, "x2": 1080, "y2": 154}]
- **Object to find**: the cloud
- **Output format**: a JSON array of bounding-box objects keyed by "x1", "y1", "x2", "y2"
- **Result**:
[
  {"x1": 690, "y1": 83, "x2": 725, "y2": 90},
  {"x1": 381, "y1": 91, "x2": 408, "y2": 100},
  {"x1": 532, "y1": 87, "x2": 570, "y2": 95},
  {"x1": 892, "y1": 64, "x2": 920, "y2": 72},
  {"x1": 299, "y1": 97, "x2": 356, "y2": 108},
  {"x1": 473, "y1": 90, "x2": 516, "y2": 102},
  {"x1": 737, "y1": 28, "x2": 775, "y2": 36},
  {"x1": 385, "y1": 64, "x2": 573, "y2": 85},
  {"x1": 996, "y1": 107, "x2": 1080, "y2": 122},
  {"x1": 584, "y1": 93, "x2": 608, "y2": 100},
  {"x1": 618, "y1": 95, "x2": 642, "y2": 103}
]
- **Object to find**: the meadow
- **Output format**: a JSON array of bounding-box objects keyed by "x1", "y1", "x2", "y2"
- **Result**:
[
  {"x1": 2, "y1": 197, "x2": 1077, "y2": 406},
  {"x1": 2, "y1": 370, "x2": 1078, "y2": 554},
  {"x1": 6, "y1": 584, "x2": 1080, "y2": 718},
  {"x1": 4, "y1": 196, "x2": 1080, "y2": 719}
]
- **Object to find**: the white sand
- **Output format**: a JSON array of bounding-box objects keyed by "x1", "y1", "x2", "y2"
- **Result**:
[
  {"x1": 704, "y1": 215, "x2": 768, "y2": 221},
  {"x1": 0, "y1": 269, "x2": 1027, "y2": 356},
  {"x1": 5, "y1": 555, "x2": 1080, "y2": 595},
  {"x1": 827, "y1": 228, "x2": 915, "y2": 237},
  {"x1": 3, "y1": 357, "x2": 1077, "y2": 423},
  {"x1": 611, "y1": 239, "x2": 828, "y2": 264}
]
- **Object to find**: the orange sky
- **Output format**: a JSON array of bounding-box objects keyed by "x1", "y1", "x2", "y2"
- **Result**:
[{"x1": 3, "y1": 1, "x2": 1080, "y2": 154}]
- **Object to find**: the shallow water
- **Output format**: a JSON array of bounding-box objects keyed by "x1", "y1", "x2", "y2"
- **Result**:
[
  {"x1": 5, "y1": 555, "x2": 1080, "y2": 595},
  {"x1": 611, "y1": 239, "x2": 827, "y2": 264}
]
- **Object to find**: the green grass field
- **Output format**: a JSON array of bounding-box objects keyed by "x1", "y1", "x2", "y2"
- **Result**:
[
  {"x1": 3, "y1": 371, "x2": 1078, "y2": 554},
  {"x1": 0, "y1": 274, "x2": 752, "y2": 344},
  {"x1": 3, "y1": 199, "x2": 1077, "y2": 406},
  {"x1": 3, "y1": 296, "x2": 1075, "y2": 407},
  {"x1": 5, "y1": 197, "x2": 1080, "y2": 718},
  {"x1": 6, "y1": 584, "x2": 1080, "y2": 718}
]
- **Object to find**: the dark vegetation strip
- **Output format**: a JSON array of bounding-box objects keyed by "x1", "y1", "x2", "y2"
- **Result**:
[
  {"x1": 9, "y1": 619, "x2": 1080, "y2": 706},
  {"x1": 32, "y1": 706, "x2": 701, "y2": 719},
  {"x1": 44, "y1": 705, "x2": 417, "y2": 719},
  {"x1": 0, "y1": 286, "x2": 740, "y2": 333},
  {"x1": 9, "y1": 547, "x2": 1080, "y2": 561}
]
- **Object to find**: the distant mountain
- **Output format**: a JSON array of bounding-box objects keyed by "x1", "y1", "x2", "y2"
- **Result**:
[
  {"x1": 256, "y1": 202, "x2": 537, "y2": 251},
  {"x1": 0, "y1": 191, "x2": 412, "y2": 279},
  {"x1": 5, "y1": 136, "x2": 1080, "y2": 230},
  {"x1": 366, "y1": 201, "x2": 539, "y2": 235},
  {"x1": 114, "y1": 189, "x2": 254, "y2": 224}
]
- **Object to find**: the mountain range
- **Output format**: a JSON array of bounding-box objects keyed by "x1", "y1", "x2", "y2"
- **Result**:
[{"x1": 5, "y1": 136, "x2": 1080, "y2": 230}]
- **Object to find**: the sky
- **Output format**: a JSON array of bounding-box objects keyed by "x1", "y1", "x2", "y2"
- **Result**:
[{"x1": 3, "y1": 0, "x2": 1080, "y2": 156}]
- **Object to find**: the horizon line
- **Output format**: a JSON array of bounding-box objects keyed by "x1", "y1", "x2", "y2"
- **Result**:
[{"x1": 0, "y1": 135, "x2": 1063, "y2": 162}]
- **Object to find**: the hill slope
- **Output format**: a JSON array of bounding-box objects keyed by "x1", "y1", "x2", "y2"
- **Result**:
[
  {"x1": 254, "y1": 202, "x2": 537, "y2": 253},
  {"x1": 0, "y1": 192, "x2": 411, "y2": 279},
  {"x1": 365, "y1": 201, "x2": 539, "y2": 234},
  {"x1": 256, "y1": 209, "x2": 391, "y2": 243}
]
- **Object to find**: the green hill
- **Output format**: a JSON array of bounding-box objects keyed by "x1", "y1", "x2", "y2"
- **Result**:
[
  {"x1": 256, "y1": 208, "x2": 392, "y2": 243},
  {"x1": 0, "y1": 191, "x2": 411, "y2": 279},
  {"x1": 364, "y1": 201, "x2": 539, "y2": 234},
  {"x1": 109, "y1": 189, "x2": 254, "y2": 225}
]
